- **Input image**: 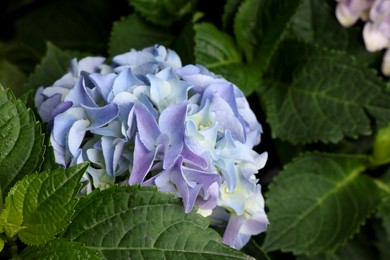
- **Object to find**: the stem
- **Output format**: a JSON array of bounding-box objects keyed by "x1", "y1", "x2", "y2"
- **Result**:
[{"x1": 373, "y1": 179, "x2": 390, "y2": 195}]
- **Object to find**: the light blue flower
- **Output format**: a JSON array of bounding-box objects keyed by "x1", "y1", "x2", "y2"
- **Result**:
[{"x1": 35, "y1": 44, "x2": 268, "y2": 250}]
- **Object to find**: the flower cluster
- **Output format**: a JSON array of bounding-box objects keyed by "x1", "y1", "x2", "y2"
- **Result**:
[
  {"x1": 35, "y1": 45, "x2": 268, "y2": 249},
  {"x1": 336, "y1": 0, "x2": 390, "y2": 75}
]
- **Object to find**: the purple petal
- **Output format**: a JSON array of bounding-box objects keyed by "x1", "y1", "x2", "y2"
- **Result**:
[
  {"x1": 64, "y1": 76, "x2": 97, "y2": 107},
  {"x1": 37, "y1": 93, "x2": 62, "y2": 122},
  {"x1": 159, "y1": 102, "x2": 187, "y2": 168},
  {"x1": 89, "y1": 72, "x2": 117, "y2": 102},
  {"x1": 134, "y1": 103, "x2": 160, "y2": 150},
  {"x1": 181, "y1": 143, "x2": 208, "y2": 169},
  {"x1": 84, "y1": 103, "x2": 119, "y2": 130},
  {"x1": 222, "y1": 215, "x2": 248, "y2": 249},
  {"x1": 51, "y1": 101, "x2": 73, "y2": 119},
  {"x1": 129, "y1": 134, "x2": 158, "y2": 184}
]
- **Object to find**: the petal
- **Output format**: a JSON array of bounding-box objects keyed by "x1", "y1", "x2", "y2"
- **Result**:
[
  {"x1": 363, "y1": 22, "x2": 389, "y2": 52},
  {"x1": 37, "y1": 93, "x2": 62, "y2": 122},
  {"x1": 112, "y1": 68, "x2": 143, "y2": 99},
  {"x1": 222, "y1": 215, "x2": 249, "y2": 250},
  {"x1": 89, "y1": 72, "x2": 117, "y2": 102},
  {"x1": 77, "y1": 57, "x2": 106, "y2": 74},
  {"x1": 67, "y1": 119, "x2": 89, "y2": 157},
  {"x1": 84, "y1": 103, "x2": 119, "y2": 130},
  {"x1": 129, "y1": 134, "x2": 158, "y2": 184},
  {"x1": 50, "y1": 134, "x2": 66, "y2": 167},
  {"x1": 52, "y1": 107, "x2": 85, "y2": 146},
  {"x1": 134, "y1": 103, "x2": 160, "y2": 150},
  {"x1": 159, "y1": 102, "x2": 187, "y2": 168},
  {"x1": 64, "y1": 76, "x2": 97, "y2": 107}
]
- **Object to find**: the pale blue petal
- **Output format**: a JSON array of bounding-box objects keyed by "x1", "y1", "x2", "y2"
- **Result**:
[
  {"x1": 67, "y1": 119, "x2": 89, "y2": 157},
  {"x1": 84, "y1": 103, "x2": 119, "y2": 130}
]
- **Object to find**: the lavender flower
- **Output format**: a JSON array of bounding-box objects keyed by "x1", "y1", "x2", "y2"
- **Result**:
[
  {"x1": 35, "y1": 45, "x2": 268, "y2": 249},
  {"x1": 335, "y1": 0, "x2": 374, "y2": 27}
]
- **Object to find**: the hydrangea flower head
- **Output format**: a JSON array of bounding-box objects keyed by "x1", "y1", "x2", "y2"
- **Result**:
[{"x1": 35, "y1": 45, "x2": 268, "y2": 249}]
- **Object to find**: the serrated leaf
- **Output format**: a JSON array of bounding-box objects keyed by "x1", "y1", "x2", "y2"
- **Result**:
[
  {"x1": 0, "y1": 174, "x2": 34, "y2": 238},
  {"x1": 20, "y1": 239, "x2": 100, "y2": 259},
  {"x1": 129, "y1": 0, "x2": 197, "y2": 27},
  {"x1": 18, "y1": 163, "x2": 88, "y2": 245},
  {"x1": 0, "y1": 163, "x2": 88, "y2": 245},
  {"x1": 0, "y1": 85, "x2": 44, "y2": 199},
  {"x1": 23, "y1": 43, "x2": 73, "y2": 92},
  {"x1": 194, "y1": 22, "x2": 261, "y2": 95},
  {"x1": 63, "y1": 185, "x2": 252, "y2": 259},
  {"x1": 234, "y1": 0, "x2": 302, "y2": 65},
  {"x1": 108, "y1": 14, "x2": 174, "y2": 57},
  {"x1": 288, "y1": 0, "x2": 381, "y2": 65},
  {"x1": 263, "y1": 153, "x2": 381, "y2": 256},
  {"x1": 259, "y1": 39, "x2": 390, "y2": 144},
  {"x1": 194, "y1": 23, "x2": 241, "y2": 69}
]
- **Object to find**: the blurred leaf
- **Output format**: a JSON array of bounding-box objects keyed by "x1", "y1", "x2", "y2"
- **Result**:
[
  {"x1": 13, "y1": 0, "x2": 121, "y2": 54},
  {"x1": 109, "y1": 14, "x2": 174, "y2": 57},
  {"x1": 129, "y1": 0, "x2": 198, "y2": 27},
  {"x1": 63, "y1": 185, "x2": 253, "y2": 259},
  {"x1": 221, "y1": 0, "x2": 242, "y2": 31},
  {"x1": 259, "y1": 39, "x2": 390, "y2": 144},
  {"x1": 377, "y1": 168, "x2": 390, "y2": 241},
  {"x1": 288, "y1": 0, "x2": 381, "y2": 65},
  {"x1": 263, "y1": 153, "x2": 381, "y2": 256},
  {"x1": 23, "y1": 43, "x2": 73, "y2": 92},
  {"x1": 0, "y1": 59, "x2": 27, "y2": 97}
]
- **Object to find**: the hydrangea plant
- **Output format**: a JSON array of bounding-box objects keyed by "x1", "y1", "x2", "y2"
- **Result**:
[
  {"x1": 34, "y1": 45, "x2": 268, "y2": 250},
  {"x1": 336, "y1": 0, "x2": 390, "y2": 74}
]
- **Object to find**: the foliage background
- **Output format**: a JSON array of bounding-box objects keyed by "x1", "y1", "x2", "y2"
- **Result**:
[{"x1": 1, "y1": 0, "x2": 390, "y2": 259}]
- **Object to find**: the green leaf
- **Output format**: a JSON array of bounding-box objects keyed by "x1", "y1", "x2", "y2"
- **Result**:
[
  {"x1": 221, "y1": 0, "x2": 242, "y2": 31},
  {"x1": 194, "y1": 23, "x2": 241, "y2": 69},
  {"x1": 194, "y1": 22, "x2": 261, "y2": 94},
  {"x1": 263, "y1": 153, "x2": 381, "y2": 256},
  {"x1": 297, "y1": 230, "x2": 379, "y2": 260},
  {"x1": 63, "y1": 185, "x2": 252, "y2": 259},
  {"x1": 20, "y1": 239, "x2": 100, "y2": 259},
  {"x1": 258, "y1": 39, "x2": 390, "y2": 144},
  {"x1": 0, "y1": 85, "x2": 44, "y2": 199},
  {"x1": 234, "y1": 0, "x2": 302, "y2": 65},
  {"x1": 0, "y1": 59, "x2": 27, "y2": 98},
  {"x1": 13, "y1": 0, "x2": 117, "y2": 54},
  {"x1": 288, "y1": 0, "x2": 381, "y2": 65},
  {"x1": 212, "y1": 63, "x2": 261, "y2": 96},
  {"x1": 1, "y1": 163, "x2": 88, "y2": 245},
  {"x1": 108, "y1": 14, "x2": 174, "y2": 57},
  {"x1": 129, "y1": 0, "x2": 197, "y2": 27},
  {"x1": 23, "y1": 43, "x2": 74, "y2": 92},
  {"x1": 376, "y1": 169, "x2": 390, "y2": 241}
]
